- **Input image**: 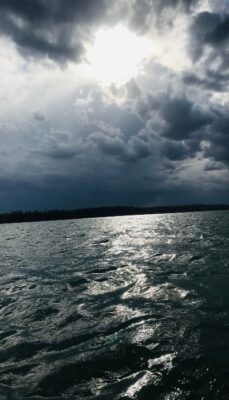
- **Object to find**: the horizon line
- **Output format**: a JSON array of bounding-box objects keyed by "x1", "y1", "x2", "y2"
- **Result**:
[{"x1": 1, "y1": 203, "x2": 229, "y2": 225}]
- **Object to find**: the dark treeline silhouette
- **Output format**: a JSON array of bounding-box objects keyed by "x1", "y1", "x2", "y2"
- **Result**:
[{"x1": 0, "y1": 204, "x2": 229, "y2": 224}]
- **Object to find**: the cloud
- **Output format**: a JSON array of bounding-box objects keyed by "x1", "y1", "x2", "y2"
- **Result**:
[
  {"x1": 35, "y1": 129, "x2": 83, "y2": 159},
  {"x1": 0, "y1": 0, "x2": 106, "y2": 24},
  {"x1": 162, "y1": 139, "x2": 198, "y2": 161},
  {"x1": 203, "y1": 160, "x2": 225, "y2": 171},
  {"x1": 0, "y1": 0, "x2": 201, "y2": 64},
  {"x1": 203, "y1": 113, "x2": 229, "y2": 164},
  {"x1": 128, "y1": 0, "x2": 198, "y2": 33},
  {"x1": 0, "y1": 0, "x2": 108, "y2": 62},
  {"x1": 161, "y1": 96, "x2": 213, "y2": 140},
  {"x1": 189, "y1": 11, "x2": 229, "y2": 63},
  {"x1": 89, "y1": 131, "x2": 126, "y2": 157},
  {"x1": 136, "y1": 92, "x2": 213, "y2": 140},
  {"x1": 89, "y1": 128, "x2": 152, "y2": 163},
  {"x1": 33, "y1": 111, "x2": 45, "y2": 121},
  {"x1": 183, "y1": 71, "x2": 229, "y2": 93},
  {"x1": 125, "y1": 136, "x2": 151, "y2": 162}
]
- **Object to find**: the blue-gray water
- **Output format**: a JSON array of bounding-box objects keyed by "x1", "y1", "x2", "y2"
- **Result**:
[{"x1": 0, "y1": 211, "x2": 229, "y2": 399}]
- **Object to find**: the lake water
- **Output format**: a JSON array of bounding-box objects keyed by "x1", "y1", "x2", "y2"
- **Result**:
[{"x1": 0, "y1": 211, "x2": 229, "y2": 399}]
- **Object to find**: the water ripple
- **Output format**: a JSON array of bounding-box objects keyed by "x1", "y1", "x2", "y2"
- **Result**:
[{"x1": 0, "y1": 211, "x2": 228, "y2": 399}]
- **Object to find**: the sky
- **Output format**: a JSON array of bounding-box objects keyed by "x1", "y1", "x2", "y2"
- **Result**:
[{"x1": 0, "y1": 0, "x2": 229, "y2": 212}]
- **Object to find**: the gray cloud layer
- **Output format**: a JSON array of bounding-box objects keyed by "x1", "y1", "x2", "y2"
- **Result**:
[
  {"x1": 0, "y1": 0, "x2": 108, "y2": 62},
  {"x1": 0, "y1": 0, "x2": 228, "y2": 211},
  {"x1": 0, "y1": 0, "x2": 200, "y2": 62}
]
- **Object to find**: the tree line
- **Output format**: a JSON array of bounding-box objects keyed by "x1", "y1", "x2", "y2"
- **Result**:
[{"x1": 0, "y1": 204, "x2": 229, "y2": 224}]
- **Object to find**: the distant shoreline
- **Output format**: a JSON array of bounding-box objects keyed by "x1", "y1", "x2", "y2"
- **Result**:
[{"x1": 0, "y1": 204, "x2": 229, "y2": 225}]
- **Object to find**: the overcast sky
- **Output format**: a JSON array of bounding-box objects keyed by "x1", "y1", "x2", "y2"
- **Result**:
[{"x1": 0, "y1": 0, "x2": 229, "y2": 211}]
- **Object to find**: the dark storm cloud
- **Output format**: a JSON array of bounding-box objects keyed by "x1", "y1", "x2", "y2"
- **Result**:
[
  {"x1": 89, "y1": 130, "x2": 151, "y2": 163},
  {"x1": 136, "y1": 93, "x2": 213, "y2": 141},
  {"x1": 139, "y1": 89, "x2": 228, "y2": 167},
  {"x1": 204, "y1": 14, "x2": 229, "y2": 45},
  {"x1": 89, "y1": 131, "x2": 126, "y2": 157},
  {"x1": 189, "y1": 11, "x2": 229, "y2": 62},
  {"x1": 204, "y1": 138, "x2": 229, "y2": 164},
  {"x1": 161, "y1": 96, "x2": 212, "y2": 140},
  {"x1": 183, "y1": 71, "x2": 229, "y2": 93},
  {"x1": 162, "y1": 139, "x2": 199, "y2": 161},
  {"x1": 0, "y1": 0, "x2": 106, "y2": 24},
  {"x1": 125, "y1": 136, "x2": 151, "y2": 162},
  {"x1": 0, "y1": 0, "x2": 108, "y2": 62},
  {"x1": 0, "y1": 0, "x2": 47, "y2": 22},
  {"x1": 0, "y1": 13, "x2": 81, "y2": 62},
  {"x1": 203, "y1": 113, "x2": 229, "y2": 164}
]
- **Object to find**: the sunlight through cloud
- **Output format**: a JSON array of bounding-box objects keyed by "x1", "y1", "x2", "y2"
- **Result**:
[{"x1": 88, "y1": 25, "x2": 151, "y2": 85}]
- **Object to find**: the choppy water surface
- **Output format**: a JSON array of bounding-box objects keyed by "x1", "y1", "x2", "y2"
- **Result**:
[{"x1": 0, "y1": 211, "x2": 229, "y2": 399}]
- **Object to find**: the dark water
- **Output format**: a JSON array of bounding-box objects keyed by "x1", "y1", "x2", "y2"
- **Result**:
[{"x1": 0, "y1": 211, "x2": 229, "y2": 399}]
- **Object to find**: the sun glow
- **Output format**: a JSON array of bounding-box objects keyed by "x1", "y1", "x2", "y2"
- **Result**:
[{"x1": 88, "y1": 25, "x2": 151, "y2": 85}]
